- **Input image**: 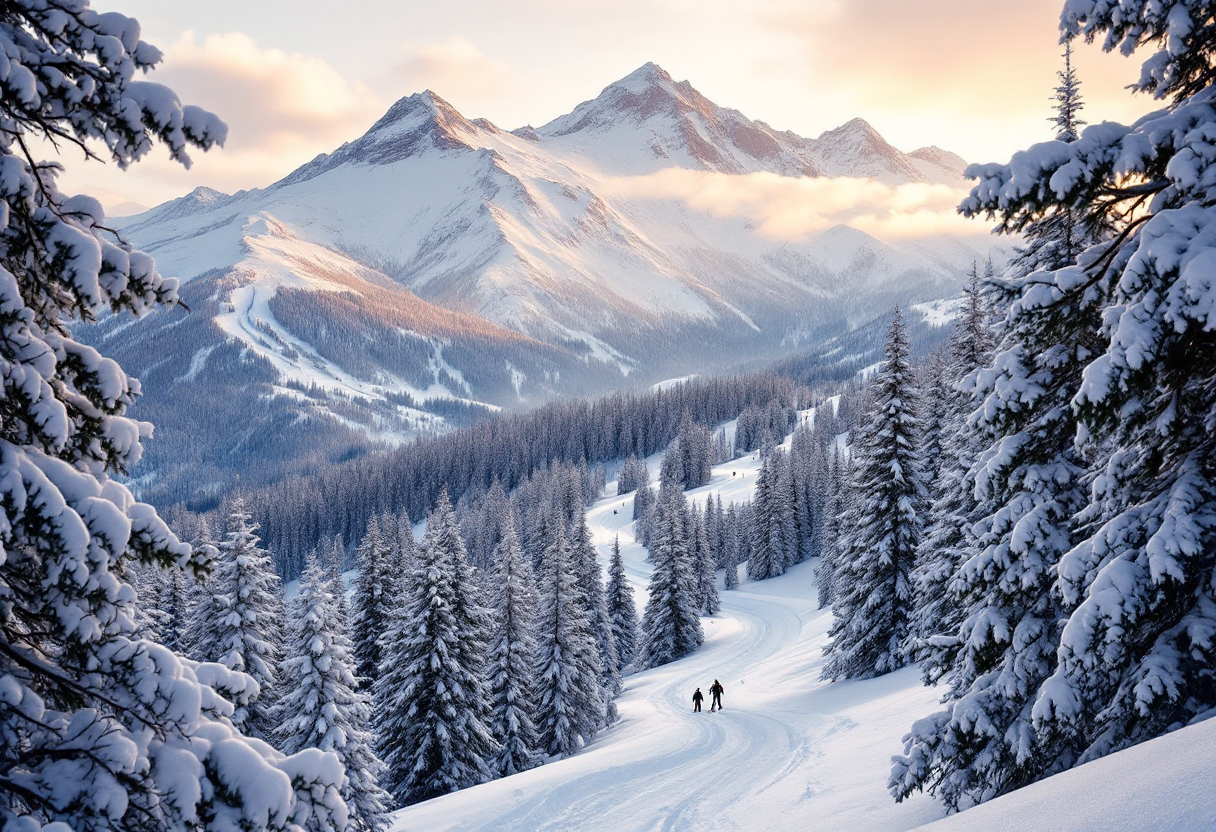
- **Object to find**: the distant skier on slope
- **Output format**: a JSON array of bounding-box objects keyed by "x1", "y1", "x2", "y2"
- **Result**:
[
  {"x1": 692, "y1": 688, "x2": 704, "y2": 712},
  {"x1": 710, "y1": 679, "x2": 724, "y2": 711}
]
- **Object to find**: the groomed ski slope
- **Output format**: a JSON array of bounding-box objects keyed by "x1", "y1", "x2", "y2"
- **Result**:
[{"x1": 391, "y1": 437, "x2": 950, "y2": 831}]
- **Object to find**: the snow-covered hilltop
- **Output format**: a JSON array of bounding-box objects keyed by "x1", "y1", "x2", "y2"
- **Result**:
[{"x1": 99, "y1": 62, "x2": 994, "y2": 504}]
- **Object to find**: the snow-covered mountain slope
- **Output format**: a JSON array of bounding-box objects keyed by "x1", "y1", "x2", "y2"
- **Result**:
[
  {"x1": 104, "y1": 62, "x2": 998, "y2": 505},
  {"x1": 389, "y1": 425, "x2": 1216, "y2": 832}
]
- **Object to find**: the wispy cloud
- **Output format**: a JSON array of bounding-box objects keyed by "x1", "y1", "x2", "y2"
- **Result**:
[
  {"x1": 389, "y1": 37, "x2": 520, "y2": 119},
  {"x1": 161, "y1": 32, "x2": 383, "y2": 154},
  {"x1": 604, "y1": 169, "x2": 985, "y2": 241},
  {"x1": 52, "y1": 32, "x2": 387, "y2": 209}
]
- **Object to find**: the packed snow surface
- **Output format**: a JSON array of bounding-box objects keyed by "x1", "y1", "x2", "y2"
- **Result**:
[{"x1": 389, "y1": 423, "x2": 1216, "y2": 831}]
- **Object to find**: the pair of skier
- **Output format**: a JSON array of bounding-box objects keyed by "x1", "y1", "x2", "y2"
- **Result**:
[{"x1": 692, "y1": 680, "x2": 725, "y2": 712}]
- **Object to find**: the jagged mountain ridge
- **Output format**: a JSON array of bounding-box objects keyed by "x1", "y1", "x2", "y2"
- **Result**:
[{"x1": 105, "y1": 61, "x2": 990, "y2": 507}]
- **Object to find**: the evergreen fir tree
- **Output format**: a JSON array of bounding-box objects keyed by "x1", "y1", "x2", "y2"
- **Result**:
[
  {"x1": 159, "y1": 567, "x2": 190, "y2": 654},
  {"x1": 617, "y1": 454, "x2": 650, "y2": 495},
  {"x1": 487, "y1": 523, "x2": 542, "y2": 776},
  {"x1": 375, "y1": 492, "x2": 497, "y2": 804},
  {"x1": 1050, "y1": 40, "x2": 1084, "y2": 142},
  {"x1": 722, "y1": 503, "x2": 742, "y2": 591},
  {"x1": 606, "y1": 536, "x2": 640, "y2": 671},
  {"x1": 352, "y1": 514, "x2": 393, "y2": 688},
  {"x1": 912, "y1": 270, "x2": 995, "y2": 682},
  {"x1": 633, "y1": 482, "x2": 657, "y2": 548},
  {"x1": 571, "y1": 513, "x2": 621, "y2": 726},
  {"x1": 211, "y1": 499, "x2": 286, "y2": 739},
  {"x1": 817, "y1": 448, "x2": 850, "y2": 610},
  {"x1": 1010, "y1": 42, "x2": 1111, "y2": 276},
  {"x1": 891, "y1": 226, "x2": 1098, "y2": 810},
  {"x1": 823, "y1": 310, "x2": 927, "y2": 680},
  {"x1": 534, "y1": 528, "x2": 606, "y2": 757},
  {"x1": 691, "y1": 502, "x2": 721, "y2": 615},
  {"x1": 326, "y1": 535, "x2": 351, "y2": 621},
  {"x1": 748, "y1": 448, "x2": 796, "y2": 581},
  {"x1": 790, "y1": 424, "x2": 822, "y2": 562},
  {"x1": 278, "y1": 554, "x2": 390, "y2": 831},
  {"x1": 180, "y1": 520, "x2": 220, "y2": 662},
  {"x1": 638, "y1": 476, "x2": 704, "y2": 668}
]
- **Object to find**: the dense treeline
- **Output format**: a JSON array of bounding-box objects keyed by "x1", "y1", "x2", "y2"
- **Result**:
[{"x1": 194, "y1": 373, "x2": 805, "y2": 581}]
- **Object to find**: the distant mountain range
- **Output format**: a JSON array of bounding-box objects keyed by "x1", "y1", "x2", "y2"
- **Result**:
[{"x1": 92, "y1": 62, "x2": 997, "y2": 508}]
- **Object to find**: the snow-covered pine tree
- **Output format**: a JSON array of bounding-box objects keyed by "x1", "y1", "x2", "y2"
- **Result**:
[
  {"x1": 917, "y1": 349, "x2": 951, "y2": 489},
  {"x1": 326, "y1": 534, "x2": 351, "y2": 621},
  {"x1": 816, "y1": 447, "x2": 850, "y2": 610},
  {"x1": 486, "y1": 523, "x2": 542, "y2": 776},
  {"x1": 375, "y1": 491, "x2": 497, "y2": 804},
  {"x1": 278, "y1": 554, "x2": 390, "y2": 831},
  {"x1": 352, "y1": 514, "x2": 393, "y2": 687},
  {"x1": 391, "y1": 509, "x2": 417, "y2": 579},
  {"x1": 747, "y1": 447, "x2": 796, "y2": 581},
  {"x1": 722, "y1": 503, "x2": 742, "y2": 591},
  {"x1": 570, "y1": 513, "x2": 621, "y2": 726},
  {"x1": 211, "y1": 498, "x2": 285, "y2": 740},
  {"x1": 790, "y1": 424, "x2": 821, "y2": 563},
  {"x1": 690, "y1": 502, "x2": 720, "y2": 615},
  {"x1": 131, "y1": 563, "x2": 191, "y2": 656},
  {"x1": 890, "y1": 217, "x2": 1100, "y2": 810},
  {"x1": 0, "y1": 4, "x2": 347, "y2": 828},
  {"x1": 179, "y1": 519, "x2": 219, "y2": 662},
  {"x1": 823, "y1": 310, "x2": 927, "y2": 680},
  {"x1": 617, "y1": 454, "x2": 649, "y2": 495},
  {"x1": 912, "y1": 269, "x2": 995, "y2": 681},
  {"x1": 534, "y1": 527, "x2": 606, "y2": 756},
  {"x1": 638, "y1": 475, "x2": 704, "y2": 668},
  {"x1": 633, "y1": 481, "x2": 657, "y2": 549},
  {"x1": 706, "y1": 494, "x2": 725, "y2": 567},
  {"x1": 165, "y1": 568, "x2": 191, "y2": 654},
  {"x1": 1010, "y1": 41, "x2": 1111, "y2": 276},
  {"x1": 1051, "y1": 40, "x2": 1084, "y2": 143},
  {"x1": 606, "y1": 536, "x2": 640, "y2": 671}
]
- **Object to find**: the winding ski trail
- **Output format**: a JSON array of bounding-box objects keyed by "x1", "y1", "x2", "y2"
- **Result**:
[{"x1": 391, "y1": 450, "x2": 948, "y2": 831}]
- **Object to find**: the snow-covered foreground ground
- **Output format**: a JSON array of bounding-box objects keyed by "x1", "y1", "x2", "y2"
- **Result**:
[
  {"x1": 391, "y1": 445, "x2": 948, "y2": 831},
  {"x1": 919, "y1": 714, "x2": 1216, "y2": 832}
]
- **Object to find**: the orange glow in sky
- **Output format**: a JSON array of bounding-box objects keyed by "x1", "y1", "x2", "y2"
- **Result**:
[{"x1": 68, "y1": 0, "x2": 1150, "y2": 214}]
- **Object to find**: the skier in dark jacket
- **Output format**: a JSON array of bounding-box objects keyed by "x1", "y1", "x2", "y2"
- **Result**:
[
  {"x1": 692, "y1": 688, "x2": 704, "y2": 712},
  {"x1": 709, "y1": 679, "x2": 724, "y2": 711}
]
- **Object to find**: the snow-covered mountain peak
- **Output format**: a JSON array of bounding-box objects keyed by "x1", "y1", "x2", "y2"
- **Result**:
[
  {"x1": 128, "y1": 184, "x2": 237, "y2": 227},
  {"x1": 541, "y1": 61, "x2": 697, "y2": 137},
  {"x1": 612, "y1": 60, "x2": 677, "y2": 94},
  {"x1": 511, "y1": 124, "x2": 542, "y2": 142},
  {"x1": 908, "y1": 145, "x2": 968, "y2": 178},
  {"x1": 808, "y1": 117, "x2": 920, "y2": 183},
  {"x1": 536, "y1": 63, "x2": 823, "y2": 176},
  {"x1": 274, "y1": 90, "x2": 486, "y2": 186},
  {"x1": 359, "y1": 89, "x2": 481, "y2": 149}
]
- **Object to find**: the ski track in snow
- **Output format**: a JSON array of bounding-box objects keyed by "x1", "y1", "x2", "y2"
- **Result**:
[{"x1": 391, "y1": 446, "x2": 946, "y2": 832}]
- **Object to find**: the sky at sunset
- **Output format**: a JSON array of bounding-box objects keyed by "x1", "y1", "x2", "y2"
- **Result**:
[{"x1": 64, "y1": 0, "x2": 1155, "y2": 215}]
